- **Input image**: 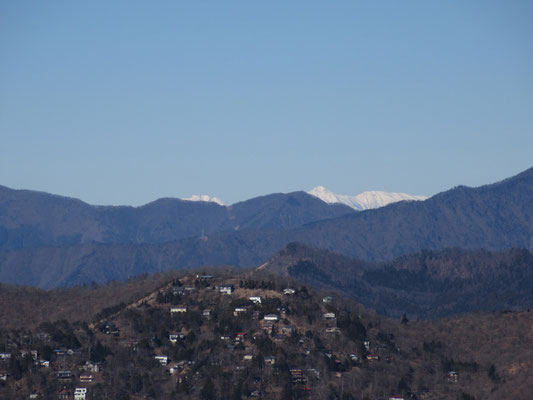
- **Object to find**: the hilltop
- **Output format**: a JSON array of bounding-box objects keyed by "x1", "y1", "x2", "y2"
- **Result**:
[{"x1": 1, "y1": 271, "x2": 532, "y2": 400}]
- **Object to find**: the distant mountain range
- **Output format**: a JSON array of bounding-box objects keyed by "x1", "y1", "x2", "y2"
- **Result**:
[
  {"x1": 0, "y1": 188, "x2": 353, "y2": 250},
  {"x1": 0, "y1": 185, "x2": 429, "y2": 251},
  {"x1": 0, "y1": 167, "x2": 532, "y2": 290},
  {"x1": 308, "y1": 186, "x2": 428, "y2": 210},
  {"x1": 180, "y1": 187, "x2": 429, "y2": 210},
  {"x1": 0, "y1": 185, "x2": 432, "y2": 251}
]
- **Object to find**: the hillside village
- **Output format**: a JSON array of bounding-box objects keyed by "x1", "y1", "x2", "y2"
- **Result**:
[
  {"x1": 2, "y1": 1, "x2": 532, "y2": 399},
  {"x1": 1, "y1": 271, "x2": 532, "y2": 400}
]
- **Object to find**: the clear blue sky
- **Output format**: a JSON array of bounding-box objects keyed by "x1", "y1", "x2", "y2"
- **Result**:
[{"x1": 1, "y1": 1, "x2": 532, "y2": 205}]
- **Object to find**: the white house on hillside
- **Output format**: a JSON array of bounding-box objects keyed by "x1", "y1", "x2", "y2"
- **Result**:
[
  {"x1": 219, "y1": 284, "x2": 234, "y2": 294},
  {"x1": 74, "y1": 388, "x2": 87, "y2": 400}
]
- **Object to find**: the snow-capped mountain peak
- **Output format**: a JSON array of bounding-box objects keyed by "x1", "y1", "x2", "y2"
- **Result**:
[
  {"x1": 308, "y1": 186, "x2": 428, "y2": 210},
  {"x1": 307, "y1": 186, "x2": 340, "y2": 204},
  {"x1": 183, "y1": 194, "x2": 225, "y2": 206}
]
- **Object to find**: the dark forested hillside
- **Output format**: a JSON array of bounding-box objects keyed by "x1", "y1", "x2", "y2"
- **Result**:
[
  {"x1": 1, "y1": 270, "x2": 532, "y2": 400},
  {"x1": 0, "y1": 232, "x2": 283, "y2": 288},
  {"x1": 262, "y1": 243, "x2": 533, "y2": 318},
  {"x1": 0, "y1": 187, "x2": 354, "y2": 250},
  {"x1": 0, "y1": 270, "x2": 186, "y2": 330},
  {"x1": 3, "y1": 238, "x2": 533, "y2": 320}
]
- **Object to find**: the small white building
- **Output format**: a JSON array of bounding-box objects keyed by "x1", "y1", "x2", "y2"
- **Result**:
[
  {"x1": 74, "y1": 388, "x2": 87, "y2": 400},
  {"x1": 448, "y1": 371, "x2": 459, "y2": 382},
  {"x1": 264, "y1": 314, "x2": 279, "y2": 322},
  {"x1": 170, "y1": 364, "x2": 181, "y2": 374},
  {"x1": 155, "y1": 355, "x2": 169, "y2": 365},
  {"x1": 169, "y1": 334, "x2": 180, "y2": 343},
  {"x1": 82, "y1": 361, "x2": 99, "y2": 372},
  {"x1": 283, "y1": 288, "x2": 295, "y2": 295},
  {"x1": 281, "y1": 326, "x2": 295, "y2": 335},
  {"x1": 79, "y1": 373, "x2": 93, "y2": 383},
  {"x1": 322, "y1": 296, "x2": 333, "y2": 303},
  {"x1": 170, "y1": 307, "x2": 187, "y2": 313},
  {"x1": 265, "y1": 355, "x2": 276, "y2": 365},
  {"x1": 323, "y1": 312, "x2": 336, "y2": 320},
  {"x1": 249, "y1": 296, "x2": 262, "y2": 304},
  {"x1": 234, "y1": 307, "x2": 247, "y2": 316},
  {"x1": 172, "y1": 286, "x2": 185, "y2": 295},
  {"x1": 21, "y1": 350, "x2": 38, "y2": 360},
  {"x1": 219, "y1": 284, "x2": 234, "y2": 294}
]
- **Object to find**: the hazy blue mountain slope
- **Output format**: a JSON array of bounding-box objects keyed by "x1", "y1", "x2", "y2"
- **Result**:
[
  {"x1": 288, "y1": 167, "x2": 533, "y2": 260},
  {"x1": 226, "y1": 191, "x2": 353, "y2": 230},
  {"x1": 0, "y1": 186, "x2": 353, "y2": 249}
]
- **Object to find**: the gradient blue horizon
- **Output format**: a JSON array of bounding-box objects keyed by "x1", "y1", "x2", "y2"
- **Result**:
[{"x1": 1, "y1": 1, "x2": 532, "y2": 206}]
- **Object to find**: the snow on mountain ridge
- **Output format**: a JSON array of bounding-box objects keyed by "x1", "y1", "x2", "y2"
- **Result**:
[
  {"x1": 308, "y1": 186, "x2": 428, "y2": 210},
  {"x1": 183, "y1": 195, "x2": 225, "y2": 205},
  {"x1": 181, "y1": 188, "x2": 427, "y2": 209}
]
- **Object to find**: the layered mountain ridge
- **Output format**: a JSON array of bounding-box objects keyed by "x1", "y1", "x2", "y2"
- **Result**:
[
  {"x1": 0, "y1": 167, "x2": 532, "y2": 290},
  {"x1": 0, "y1": 184, "x2": 430, "y2": 251},
  {"x1": 0, "y1": 187, "x2": 353, "y2": 250}
]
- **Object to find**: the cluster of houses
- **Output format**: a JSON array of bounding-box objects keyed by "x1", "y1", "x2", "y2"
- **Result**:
[
  {"x1": 155, "y1": 280, "x2": 304, "y2": 380},
  {"x1": 290, "y1": 368, "x2": 308, "y2": 384},
  {"x1": 0, "y1": 276, "x2": 397, "y2": 400},
  {"x1": 0, "y1": 348, "x2": 53, "y2": 383},
  {"x1": 130, "y1": 276, "x2": 405, "y2": 395},
  {"x1": 158, "y1": 279, "x2": 343, "y2": 388},
  {"x1": 191, "y1": 281, "x2": 300, "y2": 297},
  {"x1": 1, "y1": 273, "x2": 462, "y2": 400},
  {"x1": 169, "y1": 279, "x2": 297, "y2": 324},
  {"x1": 0, "y1": 340, "x2": 103, "y2": 399}
]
